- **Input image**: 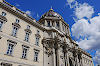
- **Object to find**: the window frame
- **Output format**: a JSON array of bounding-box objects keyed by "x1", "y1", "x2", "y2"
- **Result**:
[
  {"x1": 34, "y1": 50, "x2": 39, "y2": 62},
  {"x1": 6, "y1": 40, "x2": 17, "y2": 56},
  {"x1": 35, "y1": 37, "x2": 40, "y2": 46},
  {"x1": 0, "y1": 21, "x2": 3, "y2": 31},
  {"x1": 24, "y1": 32, "x2": 30, "y2": 42},
  {"x1": 22, "y1": 45, "x2": 29, "y2": 59},
  {"x1": 12, "y1": 26, "x2": 18, "y2": 37},
  {"x1": 2, "y1": 12, "x2": 6, "y2": 16}
]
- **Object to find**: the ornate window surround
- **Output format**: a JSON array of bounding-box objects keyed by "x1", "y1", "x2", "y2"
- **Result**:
[
  {"x1": 6, "y1": 40, "x2": 17, "y2": 56},
  {"x1": 21, "y1": 45, "x2": 29, "y2": 59},
  {"x1": 34, "y1": 49, "x2": 40, "y2": 62},
  {"x1": 11, "y1": 21, "x2": 21, "y2": 37}
]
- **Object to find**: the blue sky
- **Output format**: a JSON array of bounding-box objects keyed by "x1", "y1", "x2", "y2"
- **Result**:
[{"x1": 5, "y1": 0, "x2": 100, "y2": 66}]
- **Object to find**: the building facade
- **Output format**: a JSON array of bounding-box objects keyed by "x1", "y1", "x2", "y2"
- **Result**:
[{"x1": 0, "y1": 0, "x2": 94, "y2": 66}]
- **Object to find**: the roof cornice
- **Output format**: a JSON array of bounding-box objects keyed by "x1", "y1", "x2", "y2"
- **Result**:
[{"x1": 0, "y1": 0, "x2": 45, "y2": 30}]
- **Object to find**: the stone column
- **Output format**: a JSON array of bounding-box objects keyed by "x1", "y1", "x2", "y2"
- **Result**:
[
  {"x1": 45, "y1": 20, "x2": 47, "y2": 26},
  {"x1": 66, "y1": 53, "x2": 69, "y2": 66},
  {"x1": 59, "y1": 21, "x2": 63, "y2": 31},
  {"x1": 53, "y1": 48, "x2": 56, "y2": 66},
  {"x1": 54, "y1": 21, "x2": 56, "y2": 28}
]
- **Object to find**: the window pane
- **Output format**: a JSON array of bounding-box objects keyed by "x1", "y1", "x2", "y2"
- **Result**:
[
  {"x1": 12, "y1": 27, "x2": 18, "y2": 37},
  {"x1": 22, "y1": 48, "x2": 27, "y2": 59},
  {"x1": 16, "y1": 19, "x2": 20, "y2": 23},
  {"x1": 37, "y1": 30, "x2": 39, "y2": 34},
  {"x1": 0, "y1": 21, "x2": 3, "y2": 30},
  {"x1": 34, "y1": 51, "x2": 39, "y2": 61},
  {"x1": 2, "y1": 12, "x2": 6, "y2": 16},
  {"x1": 35, "y1": 37, "x2": 39, "y2": 46},
  {"x1": 27, "y1": 25, "x2": 30, "y2": 29},
  {"x1": 6, "y1": 44, "x2": 14, "y2": 55},
  {"x1": 47, "y1": 21, "x2": 50, "y2": 27},
  {"x1": 25, "y1": 32, "x2": 29, "y2": 42}
]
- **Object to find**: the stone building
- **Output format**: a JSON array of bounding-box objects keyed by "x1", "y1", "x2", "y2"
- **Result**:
[{"x1": 0, "y1": 0, "x2": 94, "y2": 66}]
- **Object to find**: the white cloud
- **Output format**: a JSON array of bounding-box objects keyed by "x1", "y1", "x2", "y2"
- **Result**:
[
  {"x1": 71, "y1": 13, "x2": 100, "y2": 50},
  {"x1": 15, "y1": 3, "x2": 20, "y2": 7},
  {"x1": 67, "y1": 0, "x2": 78, "y2": 8},
  {"x1": 71, "y1": 19, "x2": 89, "y2": 38},
  {"x1": 67, "y1": 0, "x2": 100, "y2": 65},
  {"x1": 93, "y1": 50, "x2": 100, "y2": 64},
  {"x1": 25, "y1": 10, "x2": 31, "y2": 16},
  {"x1": 75, "y1": 3, "x2": 94, "y2": 19}
]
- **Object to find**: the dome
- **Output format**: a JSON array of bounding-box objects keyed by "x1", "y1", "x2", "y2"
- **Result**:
[{"x1": 41, "y1": 8, "x2": 63, "y2": 19}]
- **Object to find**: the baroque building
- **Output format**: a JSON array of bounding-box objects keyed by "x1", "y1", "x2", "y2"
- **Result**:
[{"x1": 0, "y1": 0, "x2": 94, "y2": 66}]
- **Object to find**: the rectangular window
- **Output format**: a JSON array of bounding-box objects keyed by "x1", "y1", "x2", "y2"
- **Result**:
[
  {"x1": 37, "y1": 30, "x2": 39, "y2": 34},
  {"x1": 0, "y1": 21, "x2": 3, "y2": 30},
  {"x1": 25, "y1": 32, "x2": 29, "y2": 42},
  {"x1": 2, "y1": 12, "x2": 6, "y2": 16},
  {"x1": 22, "y1": 47, "x2": 28, "y2": 59},
  {"x1": 12, "y1": 27, "x2": 18, "y2": 37},
  {"x1": 1, "y1": 62, "x2": 12, "y2": 66},
  {"x1": 16, "y1": 19, "x2": 20, "y2": 23},
  {"x1": 47, "y1": 21, "x2": 50, "y2": 27},
  {"x1": 34, "y1": 50, "x2": 39, "y2": 62},
  {"x1": 6, "y1": 44, "x2": 14, "y2": 55},
  {"x1": 27, "y1": 25, "x2": 30, "y2": 29},
  {"x1": 35, "y1": 37, "x2": 39, "y2": 46},
  {"x1": 56, "y1": 21, "x2": 59, "y2": 28}
]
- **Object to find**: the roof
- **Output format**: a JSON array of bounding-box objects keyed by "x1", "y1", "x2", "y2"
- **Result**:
[{"x1": 41, "y1": 8, "x2": 63, "y2": 19}]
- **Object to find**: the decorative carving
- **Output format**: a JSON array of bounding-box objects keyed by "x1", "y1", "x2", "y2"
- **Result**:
[
  {"x1": 35, "y1": 34, "x2": 41, "y2": 38},
  {"x1": 73, "y1": 50, "x2": 77, "y2": 57},
  {"x1": 24, "y1": 29, "x2": 32, "y2": 34},
  {"x1": 0, "y1": 15, "x2": 7, "y2": 22},
  {"x1": 45, "y1": 48, "x2": 53, "y2": 56},
  {"x1": 12, "y1": 23, "x2": 21, "y2": 28},
  {"x1": 42, "y1": 38, "x2": 53, "y2": 56},
  {"x1": 78, "y1": 50, "x2": 82, "y2": 62}
]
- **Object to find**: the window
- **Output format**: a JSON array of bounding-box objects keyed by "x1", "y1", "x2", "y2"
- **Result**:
[
  {"x1": 0, "y1": 21, "x2": 3, "y2": 30},
  {"x1": 2, "y1": 12, "x2": 6, "y2": 16},
  {"x1": 62, "y1": 23, "x2": 66, "y2": 31},
  {"x1": 34, "y1": 50, "x2": 39, "y2": 62},
  {"x1": 25, "y1": 32, "x2": 29, "y2": 42},
  {"x1": 16, "y1": 19, "x2": 20, "y2": 23},
  {"x1": 27, "y1": 25, "x2": 30, "y2": 29},
  {"x1": 1, "y1": 62, "x2": 12, "y2": 66},
  {"x1": 35, "y1": 37, "x2": 39, "y2": 46},
  {"x1": 12, "y1": 27, "x2": 18, "y2": 37},
  {"x1": 6, "y1": 44, "x2": 14, "y2": 55},
  {"x1": 37, "y1": 30, "x2": 39, "y2": 34},
  {"x1": 47, "y1": 21, "x2": 50, "y2": 27},
  {"x1": 22, "y1": 46, "x2": 28, "y2": 59},
  {"x1": 56, "y1": 21, "x2": 59, "y2": 28}
]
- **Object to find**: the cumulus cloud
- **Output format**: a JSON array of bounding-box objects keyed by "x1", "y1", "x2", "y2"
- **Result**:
[
  {"x1": 93, "y1": 50, "x2": 100, "y2": 64},
  {"x1": 75, "y1": 3, "x2": 94, "y2": 19},
  {"x1": 25, "y1": 10, "x2": 32, "y2": 16},
  {"x1": 67, "y1": 0, "x2": 100, "y2": 65},
  {"x1": 67, "y1": 0, "x2": 78, "y2": 8},
  {"x1": 71, "y1": 14, "x2": 100, "y2": 50}
]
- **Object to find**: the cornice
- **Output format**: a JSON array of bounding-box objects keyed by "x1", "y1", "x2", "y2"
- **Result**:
[
  {"x1": 0, "y1": 0, "x2": 45, "y2": 31},
  {"x1": 79, "y1": 48, "x2": 92, "y2": 58},
  {"x1": 39, "y1": 17, "x2": 69, "y2": 27}
]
